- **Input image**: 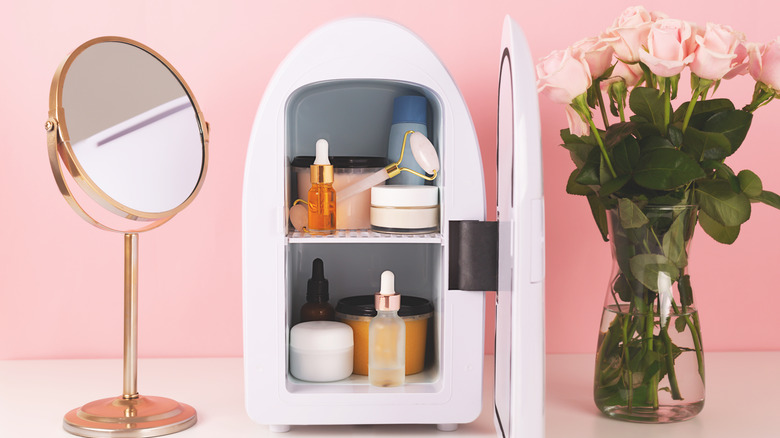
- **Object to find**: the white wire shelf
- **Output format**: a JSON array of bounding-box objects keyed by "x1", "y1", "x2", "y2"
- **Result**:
[{"x1": 287, "y1": 229, "x2": 442, "y2": 243}]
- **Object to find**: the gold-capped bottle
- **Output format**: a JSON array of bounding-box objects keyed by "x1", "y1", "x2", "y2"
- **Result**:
[{"x1": 307, "y1": 139, "x2": 336, "y2": 235}]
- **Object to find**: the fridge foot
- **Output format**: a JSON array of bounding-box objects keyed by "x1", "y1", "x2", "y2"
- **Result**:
[
  {"x1": 269, "y1": 424, "x2": 291, "y2": 433},
  {"x1": 437, "y1": 423, "x2": 458, "y2": 432}
]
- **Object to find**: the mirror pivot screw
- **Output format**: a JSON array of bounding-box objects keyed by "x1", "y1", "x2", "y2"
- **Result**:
[{"x1": 44, "y1": 120, "x2": 55, "y2": 132}]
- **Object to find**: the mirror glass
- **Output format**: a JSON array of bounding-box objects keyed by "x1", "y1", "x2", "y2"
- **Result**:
[{"x1": 61, "y1": 41, "x2": 204, "y2": 215}]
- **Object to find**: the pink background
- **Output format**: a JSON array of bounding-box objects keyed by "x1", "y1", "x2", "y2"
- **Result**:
[{"x1": 2, "y1": 0, "x2": 779, "y2": 360}]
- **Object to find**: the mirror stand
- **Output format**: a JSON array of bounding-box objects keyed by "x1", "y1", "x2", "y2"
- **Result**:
[
  {"x1": 63, "y1": 234, "x2": 197, "y2": 437},
  {"x1": 48, "y1": 37, "x2": 208, "y2": 437}
]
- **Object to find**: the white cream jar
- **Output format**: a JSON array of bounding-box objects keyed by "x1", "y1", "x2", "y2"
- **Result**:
[
  {"x1": 289, "y1": 321, "x2": 354, "y2": 382},
  {"x1": 370, "y1": 186, "x2": 439, "y2": 234}
]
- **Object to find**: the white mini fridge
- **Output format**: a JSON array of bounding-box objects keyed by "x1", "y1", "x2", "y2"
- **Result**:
[{"x1": 242, "y1": 16, "x2": 544, "y2": 437}]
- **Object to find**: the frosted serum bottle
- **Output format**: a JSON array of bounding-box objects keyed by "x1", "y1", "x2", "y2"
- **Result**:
[{"x1": 368, "y1": 270, "x2": 406, "y2": 387}]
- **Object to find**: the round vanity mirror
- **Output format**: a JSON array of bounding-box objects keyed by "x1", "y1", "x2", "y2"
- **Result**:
[
  {"x1": 48, "y1": 36, "x2": 208, "y2": 226},
  {"x1": 47, "y1": 37, "x2": 207, "y2": 438}
]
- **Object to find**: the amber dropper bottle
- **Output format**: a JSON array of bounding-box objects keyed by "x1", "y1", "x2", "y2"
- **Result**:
[
  {"x1": 300, "y1": 258, "x2": 335, "y2": 322},
  {"x1": 307, "y1": 139, "x2": 336, "y2": 235}
]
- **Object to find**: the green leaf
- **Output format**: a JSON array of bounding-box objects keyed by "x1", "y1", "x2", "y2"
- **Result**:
[
  {"x1": 640, "y1": 135, "x2": 675, "y2": 151},
  {"x1": 561, "y1": 142, "x2": 594, "y2": 169},
  {"x1": 701, "y1": 160, "x2": 740, "y2": 192},
  {"x1": 612, "y1": 136, "x2": 640, "y2": 175},
  {"x1": 600, "y1": 175, "x2": 631, "y2": 196},
  {"x1": 695, "y1": 180, "x2": 751, "y2": 226},
  {"x1": 633, "y1": 148, "x2": 706, "y2": 190},
  {"x1": 618, "y1": 198, "x2": 649, "y2": 229},
  {"x1": 674, "y1": 315, "x2": 687, "y2": 333},
  {"x1": 648, "y1": 193, "x2": 685, "y2": 206},
  {"x1": 629, "y1": 87, "x2": 668, "y2": 133},
  {"x1": 662, "y1": 212, "x2": 688, "y2": 269},
  {"x1": 703, "y1": 110, "x2": 753, "y2": 154},
  {"x1": 566, "y1": 169, "x2": 593, "y2": 195},
  {"x1": 668, "y1": 125, "x2": 684, "y2": 147},
  {"x1": 699, "y1": 210, "x2": 740, "y2": 244},
  {"x1": 605, "y1": 122, "x2": 638, "y2": 149},
  {"x1": 673, "y1": 98, "x2": 735, "y2": 123},
  {"x1": 682, "y1": 126, "x2": 731, "y2": 161},
  {"x1": 629, "y1": 254, "x2": 680, "y2": 292},
  {"x1": 613, "y1": 273, "x2": 635, "y2": 302},
  {"x1": 612, "y1": 231, "x2": 637, "y2": 281},
  {"x1": 678, "y1": 274, "x2": 694, "y2": 307},
  {"x1": 737, "y1": 170, "x2": 763, "y2": 198},
  {"x1": 587, "y1": 194, "x2": 609, "y2": 241},
  {"x1": 631, "y1": 118, "x2": 661, "y2": 138},
  {"x1": 576, "y1": 147, "x2": 601, "y2": 185},
  {"x1": 600, "y1": 156, "x2": 613, "y2": 185},
  {"x1": 757, "y1": 190, "x2": 780, "y2": 210}
]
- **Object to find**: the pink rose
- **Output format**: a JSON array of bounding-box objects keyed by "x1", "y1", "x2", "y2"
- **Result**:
[
  {"x1": 723, "y1": 44, "x2": 749, "y2": 79},
  {"x1": 536, "y1": 48, "x2": 592, "y2": 104},
  {"x1": 649, "y1": 11, "x2": 669, "y2": 21},
  {"x1": 572, "y1": 37, "x2": 615, "y2": 79},
  {"x1": 639, "y1": 19, "x2": 696, "y2": 77},
  {"x1": 605, "y1": 61, "x2": 644, "y2": 88},
  {"x1": 690, "y1": 23, "x2": 747, "y2": 80},
  {"x1": 564, "y1": 104, "x2": 590, "y2": 137},
  {"x1": 602, "y1": 6, "x2": 655, "y2": 62},
  {"x1": 748, "y1": 38, "x2": 780, "y2": 90}
]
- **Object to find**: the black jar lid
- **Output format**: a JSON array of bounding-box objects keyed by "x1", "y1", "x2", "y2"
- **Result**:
[
  {"x1": 291, "y1": 156, "x2": 388, "y2": 169},
  {"x1": 336, "y1": 295, "x2": 433, "y2": 318}
]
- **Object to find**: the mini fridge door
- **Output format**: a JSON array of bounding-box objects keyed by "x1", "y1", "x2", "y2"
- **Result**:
[{"x1": 494, "y1": 16, "x2": 545, "y2": 438}]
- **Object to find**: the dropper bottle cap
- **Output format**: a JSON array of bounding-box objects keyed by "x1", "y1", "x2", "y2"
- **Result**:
[
  {"x1": 310, "y1": 139, "x2": 334, "y2": 184},
  {"x1": 375, "y1": 270, "x2": 401, "y2": 311},
  {"x1": 306, "y1": 258, "x2": 329, "y2": 303}
]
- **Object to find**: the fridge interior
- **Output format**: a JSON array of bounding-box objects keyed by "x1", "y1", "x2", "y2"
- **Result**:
[
  {"x1": 284, "y1": 79, "x2": 442, "y2": 231},
  {"x1": 282, "y1": 79, "x2": 446, "y2": 393}
]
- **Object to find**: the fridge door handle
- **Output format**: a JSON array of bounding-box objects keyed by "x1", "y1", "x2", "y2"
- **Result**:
[{"x1": 448, "y1": 220, "x2": 498, "y2": 291}]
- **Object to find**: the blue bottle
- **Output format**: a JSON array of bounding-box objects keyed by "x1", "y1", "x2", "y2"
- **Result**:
[{"x1": 387, "y1": 96, "x2": 430, "y2": 186}]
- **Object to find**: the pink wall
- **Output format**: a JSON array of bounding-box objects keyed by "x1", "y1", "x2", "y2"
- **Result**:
[{"x1": 1, "y1": 0, "x2": 779, "y2": 360}]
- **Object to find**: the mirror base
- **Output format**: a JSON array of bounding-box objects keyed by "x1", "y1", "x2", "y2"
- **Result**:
[{"x1": 63, "y1": 395, "x2": 196, "y2": 437}]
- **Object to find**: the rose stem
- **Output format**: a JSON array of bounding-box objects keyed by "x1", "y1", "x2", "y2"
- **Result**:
[
  {"x1": 663, "y1": 78, "x2": 671, "y2": 133},
  {"x1": 661, "y1": 324, "x2": 683, "y2": 400},
  {"x1": 645, "y1": 293, "x2": 659, "y2": 409},
  {"x1": 595, "y1": 81, "x2": 611, "y2": 130},
  {"x1": 671, "y1": 301, "x2": 704, "y2": 380},
  {"x1": 585, "y1": 114, "x2": 617, "y2": 178}
]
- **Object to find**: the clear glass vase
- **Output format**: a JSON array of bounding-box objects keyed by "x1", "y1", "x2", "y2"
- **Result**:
[{"x1": 594, "y1": 204, "x2": 705, "y2": 423}]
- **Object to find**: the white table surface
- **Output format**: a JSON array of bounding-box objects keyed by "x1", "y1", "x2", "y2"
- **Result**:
[{"x1": 1, "y1": 352, "x2": 777, "y2": 437}]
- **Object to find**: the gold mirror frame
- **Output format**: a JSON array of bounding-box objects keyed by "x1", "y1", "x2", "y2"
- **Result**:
[
  {"x1": 46, "y1": 36, "x2": 210, "y2": 233},
  {"x1": 47, "y1": 36, "x2": 208, "y2": 438}
]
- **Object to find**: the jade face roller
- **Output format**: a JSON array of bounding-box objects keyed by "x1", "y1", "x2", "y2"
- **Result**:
[{"x1": 337, "y1": 131, "x2": 439, "y2": 202}]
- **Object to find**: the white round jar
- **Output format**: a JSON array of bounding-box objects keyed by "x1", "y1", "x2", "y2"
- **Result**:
[
  {"x1": 370, "y1": 185, "x2": 439, "y2": 234},
  {"x1": 289, "y1": 321, "x2": 354, "y2": 382}
]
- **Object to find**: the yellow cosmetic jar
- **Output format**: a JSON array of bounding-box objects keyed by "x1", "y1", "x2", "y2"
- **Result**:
[{"x1": 335, "y1": 295, "x2": 433, "y2": 376}]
